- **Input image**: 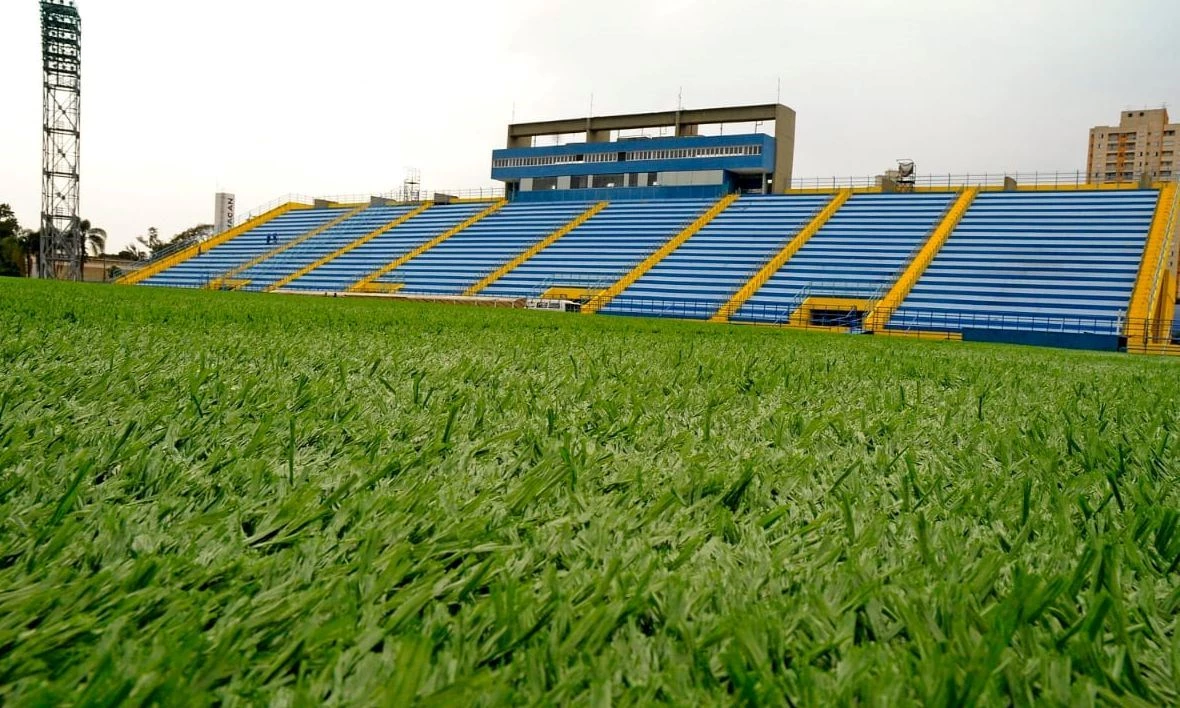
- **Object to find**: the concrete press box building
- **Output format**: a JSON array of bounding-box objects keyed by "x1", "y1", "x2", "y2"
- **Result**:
[{"x1": 492, "y1": 104, "x2": 796, "y2": 201}]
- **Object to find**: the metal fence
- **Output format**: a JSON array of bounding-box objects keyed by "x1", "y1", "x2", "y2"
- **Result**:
[
  {"x1": 314, "y1": 187, "x2": 505, "y2": 204},
  {"x1": 595, "y1": 295, "x2": 1178, "y2": 354},
  {"x1": 787, "y1": 171, "x2": 1176, "y2": 191}
]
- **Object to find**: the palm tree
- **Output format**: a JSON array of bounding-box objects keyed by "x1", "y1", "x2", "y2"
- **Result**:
[
  {"x1": 17, "y1": 229, "x2": 39, "y2": 276},
  {"x1": 79, "y1": 219, "x2": 106, "y2": 257}
]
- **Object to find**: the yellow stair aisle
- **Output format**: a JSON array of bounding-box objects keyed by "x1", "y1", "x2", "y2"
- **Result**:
[
  {"x1": 349, "y1": 200, "x2": 507, "y2": 293},
  {"x1": 207, "y1": 204, "x2": 369, "y2": 290},
  {"x1": 464, "y1": 202, "x2": 609, "y2": 296},
  {"x1": 265, "y1": 203, "x2": 433, "y2": 292},
  {"x1": 116, "y1": 202, "x2": 305, "y2": 285},
  {"x1": 862, "y1": 187, "x2": 979, "y2": 332},
  {"x1": 710, "y1": 189, "x2": 852, "y2": 323},
  {"x1": 581, "y1": 193, "x2": 739, "y2": 315},
  {"x1": 1126, "y1": 182, "x2": 1179, "y2": 347}
]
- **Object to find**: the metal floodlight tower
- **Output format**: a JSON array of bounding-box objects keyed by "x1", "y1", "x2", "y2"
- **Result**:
[{"x1": 40, "y1": 1, "x2": 83, "y2": 280}]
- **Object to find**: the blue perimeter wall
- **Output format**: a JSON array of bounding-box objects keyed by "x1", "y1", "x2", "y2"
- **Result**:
[{"x1": 961, "y1": 328, "x2": 1122, "y2": 351}]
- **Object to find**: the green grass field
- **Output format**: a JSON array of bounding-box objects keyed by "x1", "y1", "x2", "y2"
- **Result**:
[{"x1": 1, "y1": 278, "x2": 1179, "y2": 705}]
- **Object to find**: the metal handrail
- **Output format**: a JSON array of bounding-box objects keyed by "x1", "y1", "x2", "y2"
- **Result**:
[
  {"x1": 122, "y1": 189, "x2": 503, "y2": 271},
  {"x1": 866, "y1": 193, "x2": 961, "y2": 310},
  {"x1": 121, "y1": 194, "x2": 317, "y2": 270},
  {"x1": 733, "y1": 198, "x2": 831, "y2": 283},
  {"x1": 245, "y1": 202, "x2": 430, "y2": 290},
  {"x1": 533, "y1": 273, "x2": 613, "y2": 297}
]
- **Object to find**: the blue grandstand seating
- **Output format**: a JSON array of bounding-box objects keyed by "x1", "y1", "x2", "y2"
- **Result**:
[
  {"x1": 234, "y1": 206, "x2": 412, "y2": 291},
  {"x1": 479, "y1": 200, "x2": 714, "y2": 298},
  {"x1": 279, "y1": 204, "x2": 486, "y2": 291},
  {"x1": 888, "y1": 190, "x2": 1158, "y2": 335},
  {"x1": 376, "y1": 202, "x2": 596, "y2": 295},
  {"x1": 599, "y1": 195, "x2": 833, "y2": 319},
  {"x1": 133, "y1": 185, "x2": 1172, "y2": 354},
  {"x1": 142, "y1": 208, "x2": 349, "y2": 288},
  {"x1": 730, "y1": 193, "x2": 955, "y2": 323}
]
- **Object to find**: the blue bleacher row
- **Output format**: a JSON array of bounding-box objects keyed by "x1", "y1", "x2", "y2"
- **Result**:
[{"x1": 140, "y1": 190, "x2": 1162, "y2": 337}]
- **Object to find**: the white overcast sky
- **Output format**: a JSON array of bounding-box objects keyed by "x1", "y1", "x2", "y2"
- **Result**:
[{"x1": 1, "y1": 0, "x2": 1177, "y2": 252}]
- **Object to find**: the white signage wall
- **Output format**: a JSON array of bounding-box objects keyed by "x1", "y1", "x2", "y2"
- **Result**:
[{"x1": 214, "y1": 192, "x2": 236, "y2": 234}]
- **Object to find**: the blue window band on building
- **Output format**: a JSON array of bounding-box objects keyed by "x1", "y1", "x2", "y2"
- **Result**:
[{"x1": 492, "y1": 134, "x2": 778, "y2": 202}]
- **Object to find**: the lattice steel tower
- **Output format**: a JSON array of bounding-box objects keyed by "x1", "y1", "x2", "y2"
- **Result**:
[{"x1": 40, "y1": 1, "x2": 82, "y2": 280}]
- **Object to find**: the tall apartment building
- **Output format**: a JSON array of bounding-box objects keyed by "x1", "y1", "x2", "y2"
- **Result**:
[{"x1": 1087, "y1": 108, "x2": 1178, "y2": 183}]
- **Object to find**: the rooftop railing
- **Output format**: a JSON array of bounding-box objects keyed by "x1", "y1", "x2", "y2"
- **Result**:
[
  {"x1": 787, "y1": 171, "x2": 1177, "y2": 191},
  {"x1": 315, "y1": 187, "x2": 505, "y2": 205}
]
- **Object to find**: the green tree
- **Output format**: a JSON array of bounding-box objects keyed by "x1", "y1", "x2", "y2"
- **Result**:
[
  {"x1": 171, "y1": 224, "x2": 213, "y2": 248},
  {"x1": 137, "y1": 227, "x2": 164, "y2": 256},
  {"x1": 0, "y1": 205, "x2": 25, "y2": 277},
  {"x1": 115, "y1": 243, "x2": 147, "y2": 261},
  {"x1": 17, "y1": 229, "x2": 39, "y2": 276}
]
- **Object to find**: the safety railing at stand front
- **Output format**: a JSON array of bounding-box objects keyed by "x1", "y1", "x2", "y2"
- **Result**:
[
  {"x1": 580, "y1": 295, "x2": 1180, "y2": 352},
  {"x1": 130, "y1": 274, "x2": 1180, "y2": 354},
  {"x1": 875, "y1": 306, "x2": 1121, "y2": 336}
]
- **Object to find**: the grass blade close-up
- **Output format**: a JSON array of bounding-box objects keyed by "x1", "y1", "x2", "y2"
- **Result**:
[{"x1": 1, "y1": 278, "x2": 1178, "y2": 705}]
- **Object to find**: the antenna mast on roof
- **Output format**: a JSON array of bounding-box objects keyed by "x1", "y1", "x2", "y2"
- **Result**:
[
  {"x1": 402, "y1": 168, "x2": 421, "y2": 203},
  {"x1": 584, "y1": 92, "x2": 593, "y2": 144}
]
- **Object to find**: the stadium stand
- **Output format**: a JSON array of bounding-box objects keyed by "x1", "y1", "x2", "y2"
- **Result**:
[
  {"x1": 282, "y1": 204, "x2": 486, "y2": 292},
  {"x1": 142, "y1": 207, "x2": 350, "y2": 289},
  {"x1": 233, "y1": 205, "x2": 413, "y2": 291},
  {"x1": 477, "y1": 199, "x2": 716, "y2": 298},
  {"x1": 599, "y1": 195, "x2": 834, "y2": 319},
  {"x1": 729, "y1": 193, "x2": 956, "y2": 324},
  {"x1": 126, "y1": 180, "x2": 1177, "y2": 354},
  {"x1": 372, "y1": 202, "x2": 596, "y2": 295},
  {"x1": 886, "y1": 190, "x2": 1158, "y2": 335}
]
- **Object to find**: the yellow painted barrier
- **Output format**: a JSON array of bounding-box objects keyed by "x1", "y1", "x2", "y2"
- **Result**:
[
  {"x1": 349, "y1": 200, "x2": 507, "y2": 293},
  {"x1": 464, "y1": 201, "x2": 609, "y2": 296},
  {"x1": 207, "y1": 204, "x2": 369, "y2": 290},
  {"x1": 1118, "y1": 182, "x2": 1175, "y2": 349},
  {"x1": 115, "y1": 202, "x2": 306, "y2": 285},
  {"x1": 1128, "y1": 184, "x2": 1175, "y2": 342},
  {"x1": 862, "y1": 187, "x2": 979, "y2": 332},
  {"x1": 711, "y1": 189, "x2": 852, "y2": 323},
  {"x1": 541, "y1": 286, "x2": 598, "y2": 301},
  {"x1": 352, "y1": 282, "x2": 405, "y2": 294},
  {"x1": 265, "y1": 202, "x2": 433, "y2": 292},
  {"x1": 581, "y1": 193, "x2": 739, "y2": 315}
]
